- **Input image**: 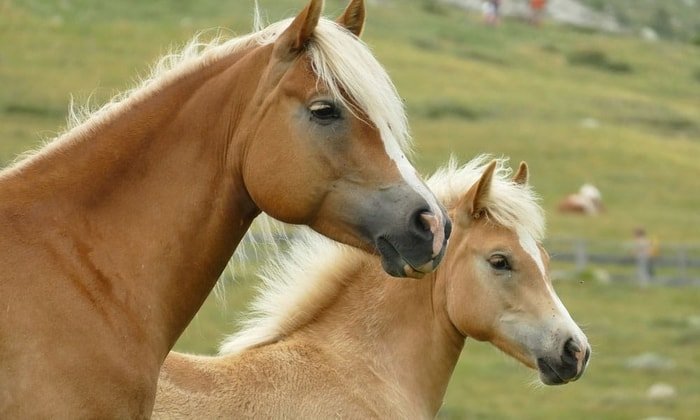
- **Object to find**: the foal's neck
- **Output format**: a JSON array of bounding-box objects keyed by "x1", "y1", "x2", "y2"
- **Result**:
[
  {"x1": 4, "y1": 48, "x2": 262, "y2": 355},
  {"x1": 304, "y1": 261, "x2": 465, "y2": 417}
]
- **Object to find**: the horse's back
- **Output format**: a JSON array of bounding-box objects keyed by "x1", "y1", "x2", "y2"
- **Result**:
[{"x1": 154, "y1": 339, "x2": 388, "y2": 419}]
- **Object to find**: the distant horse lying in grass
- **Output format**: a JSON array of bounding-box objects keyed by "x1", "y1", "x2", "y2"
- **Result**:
[
  {"x1": 558, "y1": 183, "x2": 604, "y2": 215},
  {"x1": 154, "y1": 157, "x2": 591, "y2": 418}
]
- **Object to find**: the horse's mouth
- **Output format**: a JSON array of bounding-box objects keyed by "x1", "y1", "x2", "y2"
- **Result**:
[{"x1": 375, "y1": 237, "x2": 443, "y2": 279}]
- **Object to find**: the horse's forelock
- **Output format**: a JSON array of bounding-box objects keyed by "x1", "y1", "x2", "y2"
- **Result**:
[{"x1": 308, "y1": 19, "x2": 412, "y2": 155}]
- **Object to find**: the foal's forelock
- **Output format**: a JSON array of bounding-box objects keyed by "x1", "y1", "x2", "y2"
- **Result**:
[{"x1": 428, "y1": 156, "x2": 546, "y2": 242}]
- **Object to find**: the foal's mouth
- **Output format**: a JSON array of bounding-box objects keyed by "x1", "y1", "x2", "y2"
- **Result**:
[
  {"x1": 537, "y1": 359, "x2": 567, "y2": 385},
  {"x1": 536, "y1": 358, "x2": 584, "y2": 386}
]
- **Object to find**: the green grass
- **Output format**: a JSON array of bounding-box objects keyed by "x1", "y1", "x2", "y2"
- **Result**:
[
  {"x1": 581, "y1": 0, "x2": 700, "y2": 41},
  {"x1": 2, "y1": 1, "x2": 700, "y2": 418}
]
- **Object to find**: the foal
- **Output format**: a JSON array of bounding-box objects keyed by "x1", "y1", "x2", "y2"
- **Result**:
[{"x1": 154, "y1": 158, "x2": 591, "y2": 418}]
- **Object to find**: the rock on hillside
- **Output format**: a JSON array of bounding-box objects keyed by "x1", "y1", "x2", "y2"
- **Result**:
[{"x1": 441, "y1": 0, "x2": 622, "y2": 32}]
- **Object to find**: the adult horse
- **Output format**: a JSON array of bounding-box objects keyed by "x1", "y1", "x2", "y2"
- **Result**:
[
  {"x1": 154, "y1": 157, "x2": 591, "y2": 418},
  {"x1": 0, "y1": 0, "x2": 450, "y2": 417}
]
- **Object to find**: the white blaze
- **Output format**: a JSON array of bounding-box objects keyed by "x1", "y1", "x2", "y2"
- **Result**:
[
  {"x1": 517, "y1": 226, "x2": 587, "y2": 349},
  {"x1": 381, "y1": 130, "x2": 445, "y2": 256},
  {"x1": 516, "y1": 226, "x2": 546, "y2": 277}
]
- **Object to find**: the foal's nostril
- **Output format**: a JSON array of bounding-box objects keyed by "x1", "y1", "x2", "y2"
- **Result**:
[
  {"x1": 583, "y1": 347, "x2": 591, "y2": 365},
  {"x1": 562, "y1": 338, "x2": 581, "y2": 366},
  {"x1": 565, "y1": 338, "x2": 581, "y2": 355}
]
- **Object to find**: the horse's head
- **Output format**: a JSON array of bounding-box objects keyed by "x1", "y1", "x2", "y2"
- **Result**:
[
  {"x1": 235, "y1": 0, "x2": 450, "y2": 279},
  {"x1": 443, "y1": 161, "x2": 590, "y2": 385}
]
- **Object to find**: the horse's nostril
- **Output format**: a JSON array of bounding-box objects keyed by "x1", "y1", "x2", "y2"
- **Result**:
[
  {"x1": 409, "y1": 210, "x2": 434, "y2": 239},
  {"x1": 584, "y1": 347, "x2": 591, "y2": 365},
  {"x1": 418, "y1": 212, "x2": 435, "y2": 233}
]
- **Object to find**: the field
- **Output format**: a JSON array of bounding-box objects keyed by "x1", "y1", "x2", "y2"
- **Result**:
[{"x1": 2, "y1": 0, "x2": 699, "y2": 418}]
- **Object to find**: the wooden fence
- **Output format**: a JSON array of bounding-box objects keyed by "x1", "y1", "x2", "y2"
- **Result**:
[
  {"x1": 545, "y1": 237, "x2": 700, "y2": 286},
  {"x1": 232, "y1": 232, "x2": 700, "y2": 286}
]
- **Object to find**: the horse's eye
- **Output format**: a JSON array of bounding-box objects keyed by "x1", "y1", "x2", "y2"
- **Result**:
[
  {"x1": 309, "y1": 101, "x2": 341, "y2": 122},
  {"x1": 488, "y1": 254, "x2": 511, "y2": 271}
]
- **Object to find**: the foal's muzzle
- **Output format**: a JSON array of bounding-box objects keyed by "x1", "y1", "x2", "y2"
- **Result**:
[{"x1": 537, "y1": 338, "x2": 591, "y2": 385}]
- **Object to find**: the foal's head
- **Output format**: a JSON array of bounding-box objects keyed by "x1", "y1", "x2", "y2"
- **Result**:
[
  {"x1": 237, "y1": 0, "x2": 449, "y2": 278},
  {"x1": 443, "y1": 161, "x2": 590, "y2": 385}
]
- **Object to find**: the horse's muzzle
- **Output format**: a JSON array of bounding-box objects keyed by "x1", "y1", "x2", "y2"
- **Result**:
[{"x1": 375, "y1": 208, "x2": 451, "y2": 279}]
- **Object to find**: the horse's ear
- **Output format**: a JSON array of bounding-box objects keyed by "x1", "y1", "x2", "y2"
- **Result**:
[
  {"x1": 455, "y1": 160, "x2": 497, "y2": 223},
  {"x1": 512, "y1": 161, "x2": 528, "y2": 185},
  {"x1": 274, "y1": 0, "x2": 323, "y2": 61},
  {"x1": 337, "y1": 0, "x2": 365, "y2": 37}
]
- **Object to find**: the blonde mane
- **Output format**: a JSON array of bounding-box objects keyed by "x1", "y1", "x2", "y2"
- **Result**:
[
  {"x1": 219, "y1": 155, "x2": 545, "y2": 354},
  {"x1": 6, "y1": 5, "x2": 416, "y2": 283},
  {"x1": 426, "y1": 155, "x2": 545, "y2": 242},
  {"x1": 8, "y1": 9, "x2": 412, "y2": 169}
]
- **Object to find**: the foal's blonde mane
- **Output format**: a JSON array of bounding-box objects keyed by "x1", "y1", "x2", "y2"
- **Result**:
[
  {"x1": 9, "y1": 5, "x2": 412, "y2": 167},
  {"x1": 219, "y1": 155, "x2": 545, "y2": 354}
]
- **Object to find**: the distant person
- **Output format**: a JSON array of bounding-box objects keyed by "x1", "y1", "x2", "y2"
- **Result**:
[
  {"x1": 482, "y1": 0, "x2": 501, "y2": 26},
  {"x1": 529, "y1": 0, "x2": 547, "y2": 26},
  {"x1": 632, "y1": 228, "x2": 656, "y2": 286}
]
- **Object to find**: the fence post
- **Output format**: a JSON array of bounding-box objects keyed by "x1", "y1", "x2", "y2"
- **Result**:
[
  {"x1": 574, "y1": 239, "x2": 588, "y2": 272},
  {"x1": 678, "y1": 247, "x2": 689, "y2": 283}
]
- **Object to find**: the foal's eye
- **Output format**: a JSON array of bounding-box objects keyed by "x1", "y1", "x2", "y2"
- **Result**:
[
  {"x1": 488, "y1": 254, "x2": 511, "y2": 271},
  {"x1": 309, "y1": 101, "x2": 341, "y2": 122}
]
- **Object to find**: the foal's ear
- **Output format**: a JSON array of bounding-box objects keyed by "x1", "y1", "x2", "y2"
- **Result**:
[
  {"x1": 337, "y1": 0, "x2": 365, "y2": 37},
  {"x1": 274, "y1": 0, "x2": 323, "y2": 61},
  {"x1": 512, "y1": 161, "x2": 529, "y2": 185},
  {"x1": 455, "y1": 160, "x2": 497, "y2": 223}
]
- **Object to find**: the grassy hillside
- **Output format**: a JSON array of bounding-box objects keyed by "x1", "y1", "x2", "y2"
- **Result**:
[
  {"x1": 581, "y1": 0, "x2": 700, "y2": 41},
  {"x1": 3, "y1": 0, "x2": 699, "y2": 241},
  {"x1": 2, "y1": 1, "x2": 699, "y2": 418}
]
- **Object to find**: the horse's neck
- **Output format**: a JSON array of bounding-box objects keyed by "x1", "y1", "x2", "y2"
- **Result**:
[
  {"x1": 301, "y1": 261, "x2": 465, "y2": 416},
  {"x1": 2, "y1": 49, "x2": 260, "y2": 355}
]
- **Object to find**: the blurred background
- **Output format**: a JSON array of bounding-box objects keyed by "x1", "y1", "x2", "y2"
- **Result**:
[{"x1": 2, "y1": 0, "x2": 699, "y2": 418}]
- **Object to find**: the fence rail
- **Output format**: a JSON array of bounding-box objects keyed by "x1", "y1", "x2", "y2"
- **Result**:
[
  {"x1": 233, "y1": 232, "x2": 700, "y2": 286},
  {"x1": 545, "y1": 237, "x2": 700, "y2": 286}
]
